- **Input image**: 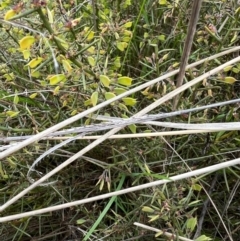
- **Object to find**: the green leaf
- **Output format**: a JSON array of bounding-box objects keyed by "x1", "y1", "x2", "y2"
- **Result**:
[
  {"x1": 100, "y1": 75, "x2": 111, "y2": 87},
  {"x1": 128, "y1": 124, "x2": 136, "y2": 134},
  {"x1": 122, "y1": 97, "x2": 137, "y2": 106},
  {"x1": 91, "y1": 92, "x2": 98, "y2": 106},
  {"x1": 118, "y1": 76, "x2": 132, "y2": 86}
]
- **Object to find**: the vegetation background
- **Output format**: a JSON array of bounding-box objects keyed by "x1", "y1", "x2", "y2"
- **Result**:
[{"x1": 0, "y1": 0, "x2": 240, "y2": 240}]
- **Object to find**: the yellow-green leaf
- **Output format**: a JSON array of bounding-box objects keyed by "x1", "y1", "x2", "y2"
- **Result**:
[
  {"x1": 105, "y1": 92, "x2": 116, "y2": 100},
  {"x1": 84, "y1": 99, "x2": 92, "y2": 106},
  {"x1": 100, "y1": 75, "x2": 111, "y2": 87},
  {"x1": 22, "y1": 50, "x2": 31, "y2": 59},
  {"x1": 87, "y1": 56, "x2": 96, "y2": 67},
  {"x1": 26, "y1": 57, "x2": 43, "y2": 68},
  {"x1": 62, "y1": 60, "x2": 72, "y2": 73},
  {"x1": 31, "y1": 70, "x2": 40, "y2": 78},
  {"x1": 223, "y1": 66, "x2": 233, "y2": 72},
  {"x1": 224, "y1": 76, "x2": 237, "y2": 84},
  {"x1": 4, "y1": 9, "x2": 16, "y2": 20},
  {"x1": 53, "y1": 86, "x2": 60, "y2": 95},
  {"x1": 4, "y1": 73, "x2": 15, "y2": 81},
  {"x1": 195, "y1": 235, "x2": 212, "y2": 241},
  {"x1": 123, "y1": 30, "x2": 132, "y2": 36},
  {"x1": 114, "y1": 88, "x2": 126, "y2": 95},
  {"x1": 91, "y1": 92, "x2": 98, "y2": 106},
  {"x1": 19, "y1": 36, "x2": 35, "y2": 50},
  {"x1": 155, "y1": 231, "x2": 163, "y2": 237},
  {"x1": 142, "y1": 206, "x2": 155, "y2": 213},
  {"x1": 49, "y1": 74, "x2": 66, "y2": 85},
  {"x1": 116, "y1": 42, "x2": 127, "y2": 51},
  {"x1": 71, "y1": 110, "x2": 78, "y2": 116},
  {"x1": 86, "y1": 31, "x2": 95, "y2": 41},
  {"x1": 158, "y1": 35, "x2": 165, "y2": 41},
  {"x1": 192, "y1": 183, "x2": 202, "y2": 191},
  {"x1": 87, "y1": 46, "x2": 95, "y2": 54},
  {"x1": 186, "y1": 217, "x2": 197, "y2": 232},
  {"x1": 114, "y1": 57, "x2": 121, "y2": 68},
  {"x1": 232, "y1": 67, "x2": 239, "y2": 73},
  {"x1": 13, "y1": 94, "x2": 19, "y2": 105},
  {"x1": 118, "y1": 76, "x2": 132, "y2": 86},
  {"x1": 230, "y1": 32, "x2": 237, "y2": 43},
  {"x1": 148, "y1": 214, "x2": 160, "y2": 222},
  {"x1": 29, "y1": 93, "x2": 38, "y2": 99},
  {"x1": 162, "y1": 53, "x2": 169, "y2": 61},
  {"x1": 76, "y1": 219, "x2": 86, "y2": 225},
  {"x1": 47, "y1": 7, "x2": 54, "y2": 24},
  {"x1": 128, "y1": 124, "x2": 136, "y2": 134},
  {"x1": 118, "y1": 103, "x2": 128, "y2": 111},
  {"x1": 54, "y1": 36, "x2": 69, "y2": 49},
  {"x1": 123, "y1": 22, "x2": 132, "y2": 28},
  {"x1": 159, "y1": 0, "x2": 167, "y2": 5},
  {"x1": 6, "y1": 111, "x2": 19, "y2": 118},
  {"x1": 122, "y1": 97, "x2": 137, "y2": 106}
]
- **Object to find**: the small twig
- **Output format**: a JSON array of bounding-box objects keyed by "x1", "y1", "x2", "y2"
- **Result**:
[
  {"x1": 194, "y1": 174, "x2": 219, "y2": 239},
  {"x1": 134, "y1": 222, "x2": 193, "y2": 241}
]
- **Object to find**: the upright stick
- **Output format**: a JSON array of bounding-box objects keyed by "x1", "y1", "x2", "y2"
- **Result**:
[{"x1": 173, "y1": 0, "x2": 203, "y2": 109}]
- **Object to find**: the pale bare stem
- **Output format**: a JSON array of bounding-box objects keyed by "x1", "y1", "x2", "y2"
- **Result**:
[{"x1": 134, "y1": 222, "x2": 194, "y2": 241}]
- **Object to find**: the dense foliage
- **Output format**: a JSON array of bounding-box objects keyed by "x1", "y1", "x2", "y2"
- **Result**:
[{"x1": 0, "y1": 0, "x2": 240, "y2": 240}]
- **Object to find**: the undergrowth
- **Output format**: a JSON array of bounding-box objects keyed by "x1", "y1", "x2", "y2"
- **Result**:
[{"x1": 0, "y1": 0, "x2": 240, "y2": 240}]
